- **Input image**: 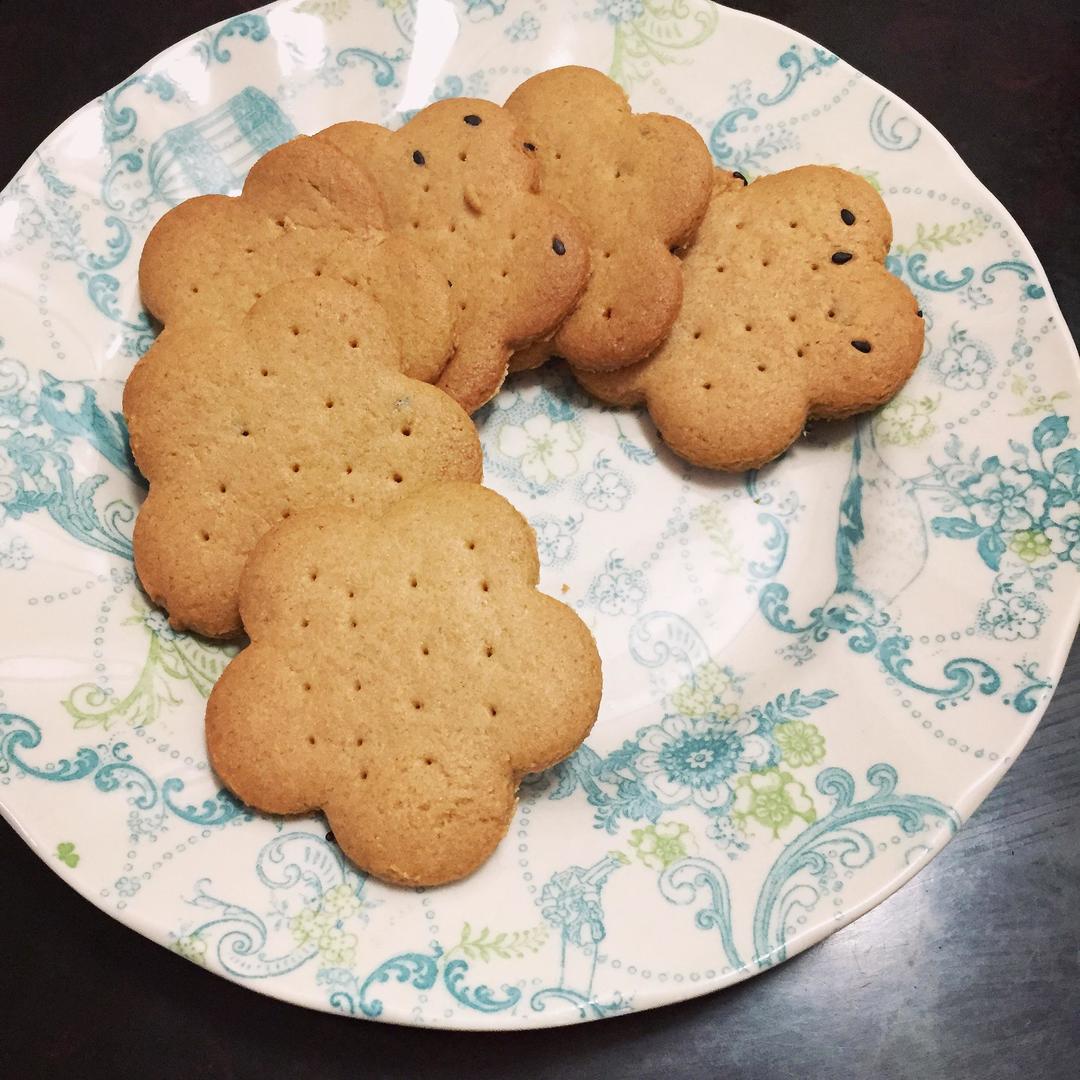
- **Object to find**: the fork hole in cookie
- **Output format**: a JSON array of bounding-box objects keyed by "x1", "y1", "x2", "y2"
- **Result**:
[
  {"x1": 361, "y1": 770, "x2": 368, "y2": 780},
  {"x1": 735, "y1": 222, "x2": 744, "y2": 230},
  {"x1": 788, "y1": 314, "x2": 797, "y2": 323},
  {"x1": 241, "y1": 429, "x2": 250, "y2": 438},
  {"x1": 281, "y1": 509, "x2": 291, "y2": 520},
  {"x1": 501, "y1": 269, "x2": 509, "y2": 278},
  {"x1": 484, "y1": 644, "x2": 494, "y2": 658},
  {"x1": 602, "y1": 307, "x2": 613, "y2": 320},
  {"x1": 789, "y1": 221, "x2": 798, "y2": 229},
  {"x1": 810, "y1": 262, "x2": 819, "y2": 271},
  {"x1": 744, "y1": 324, "x2": 753, "y2": 332},
  {"x1": 422, "y1": 183, "x2": 430, "y2": 193},
  {"x1": 309, "y1": 570, "x2": 318, "y2": 582},
  {"x1": 488, "y1": 705, "x2": 498, "y2": 717},
  {"x1": 716, "y1": 265, "x2": 725, "y2": 274},
  {"x1": 424, "y1": 756, "x2": 434, "y2": 766},
  {"x1": 393, "y1": 472, "x2": 404, "y2": 484},
  {"x1": 702, "y1": 382, "x2": 712, "y2": 391},
  {"x1": 421, "y1": 644, "x2": 429, "y2": 656},
  {"x1": 692, "y1": 330, "x2": 702, "y2": 340},
  {"x1": 190, "y1": 285, "x2": 199, "y2": 294},
  {"x1": 345, "y1": 464, "x2": 353, "y2": 475},
  {"x1": 827, "y1": 309, "x2": 836, "y2": 319},
  {"x1": 458, "y1": 151, "x2": 467, "y2": 162},
  {"x1": 313, "y1": 267, "x2": 322, "y2": 277},
  {"x1": 353, "y1": 681, "x2": 362, "y2": 693},
  {"x1": 290, "y1": 325, "x2": 300, "y2": 336},
  {"x1": 325, "y1": 399, "x2": 334, "y2": 409},
  {"x1": 200, "y1": 530, "x2": 210, "y2": 542},
  {"x1": 796, "y1": 350, "x2": 805, "y2": 359},
  {"x1": 449, "y1": 223, "x2": 457, "y2": 233},
  {"x1": 300, "y1": 618, "x2": 309, "y2": 628},
  {"x1": 412, "y1": 699, "x2": 423, "y2": 711},
  {"x1": 757, "y1": 364, "x2": 768, "y2": 373},
  {"x1": 307, "y1": 735, "x2": 316, "y2": 746},
  {"x1": 400, "y1": 425, "x2": 412, "y2": 436},
  {"x1": 409, "y1": 575, "x2": 418, "y2": 588},
  {"x1": 481, "y1": 580, "x2": 490, "y2": 592},
  {"x1": 275, "y1": 218, "x2": 286, "y2": 229},
  {"x1": 761, "y1": 259, "x2": 770, "y2": 267},
  {"x1": 350, "y1": 618, "x2": 358, "y2": 629},
  {"x1": 260, "y1": 367, "x2": 269, "y2": 377},
  {"x1": 303, "y1": 682, "x2": 312, "y2": 692},
  {"x1": 291, "y1": 463, "x2": 300, "y2": 474},
  {"x1": 218, "y1": 482, "x2": 227, "y2": 494},
  {"x1": 466, "y1": 540, "x2": 476, "y2": 550},
  {"x1": 355, "y1": 735, "x2": 364, "y2": 746},
  {"x1": 349, "y1": 338, "x2": 359, "y2": 349}
]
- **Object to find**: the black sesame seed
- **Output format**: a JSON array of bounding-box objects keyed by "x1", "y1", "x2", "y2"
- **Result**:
[
  {"x1": 523, "y1": 142, "x2": 536, "y2": 152},
  {"x1": 916, "y1": 309, "x2": 924, "y2": 318},
  {"x1": 412, "y1": 149, "x2": 425, "y2": 166},
  {"x1": 552, "y1": 237, "x2": 566, "y2": 256},
  {"x1": 733, "y1": 171, "x2": 748, "y2": 186},
  {"x1": 325, "y1": 831, "x2": 336, "y2": 843},
  {"x1": 851, "y1": 339, "x2": 873, "y2": 353},
  {"x1": 831, "y1": 251, "x2": 853, "y2": 265},
  {"x1": 841, "y1": 208, "x2": 856, "y2": 226},
  {"x1": 464, "y1": 114, "x2": 482, "y2": 126}
]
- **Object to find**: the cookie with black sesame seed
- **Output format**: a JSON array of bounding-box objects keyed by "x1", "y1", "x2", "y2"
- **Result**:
[
  {"x1": 574, "y1": 166, "x2": 924, "y2": 471},
  {"x1": 123, "y1": 278, "x2": 482, "y2": 638},
  {"x1": 205, "y1": 481, "x2": 601, "y2": 886},
  {"x1": 315, "y1": 100, "x2": 589, "y2": 413},
  {"x1": 504, "y1": 66, "x2": 713, "y2": 374}
]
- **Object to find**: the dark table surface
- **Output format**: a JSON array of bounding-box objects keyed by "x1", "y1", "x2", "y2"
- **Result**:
[{"x1": 1, "y1": 2, "x2": 1078, "y2": 1077}]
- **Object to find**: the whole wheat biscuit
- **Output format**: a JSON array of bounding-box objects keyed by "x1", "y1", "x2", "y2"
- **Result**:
[
  {"x1": 205, "y1": 481, "x2": 602, "y2": 887},
  {"x1": 316, "y1": 99, "x2": 590, "y2": 412},
  {"x1": 576, "y1": 167, "x2": 924, "y2": 471},
  {"x1": 139, "y1": 135, "x2": 453, "y2": 384},
  {"x1": 504, "y1": 66, "x2": 713, "y2": 374},
  {"x1": 124, "y1": 278, "x2": 482, "y2": 638}
]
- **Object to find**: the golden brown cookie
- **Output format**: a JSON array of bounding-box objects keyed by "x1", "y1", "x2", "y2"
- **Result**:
[
  {"x1": 504, "y1": 66, "x2": 713, "y2": 373},
  {"x1": 576, "y1": 167, "x2": 924, "y2": 471},
  {"x1": 124, "y1": 278, "x2": 482, "y2": 638},
  {"x1": 316, "y1": 99, "x2": 590, "y2": 412},
  {"x1": 205, "y1": 481, "x2": 602, "y2": 887},
  {"x1": 139, "y1": 135, "x2": 453, "y2": 384}
]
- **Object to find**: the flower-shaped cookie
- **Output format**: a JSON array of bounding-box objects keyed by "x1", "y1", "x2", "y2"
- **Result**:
[
  {"x1": 205, "y1": 482, "x2": 602, "y2": 886},
  {"x1": 124, "y1": 278, "x2": 482, "y2": 638},
  {"x1": 317, "y1": 98, "x2": 590, "y2": 411},
  {"x1": 577, "y1": 167, "x2": 925, "y2": 471},
  {"x1": 505, "y1": 66, "x2": 713, "y2": 372},
  {"x1": 139, "y1": 135, "x2": 453, "y2": 383}
]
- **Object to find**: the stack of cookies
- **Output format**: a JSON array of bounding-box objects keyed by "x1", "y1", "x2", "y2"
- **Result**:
[{"x1": 124, "y1": 66, "x2": 923, "y2": 887}]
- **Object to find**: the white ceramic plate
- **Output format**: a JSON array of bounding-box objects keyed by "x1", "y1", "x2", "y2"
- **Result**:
[{"x1": 1, "y1": 0, "x2": 1077, "y2": 1030}]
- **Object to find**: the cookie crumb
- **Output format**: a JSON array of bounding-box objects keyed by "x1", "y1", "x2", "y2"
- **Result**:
[{"x1": 561, "y1": 583, "x2": 570, "y2": 594}]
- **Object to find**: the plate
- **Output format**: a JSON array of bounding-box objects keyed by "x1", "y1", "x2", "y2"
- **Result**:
[{"x1": 1, "y1": 0, "x2": 1077, "y2": 1030}]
